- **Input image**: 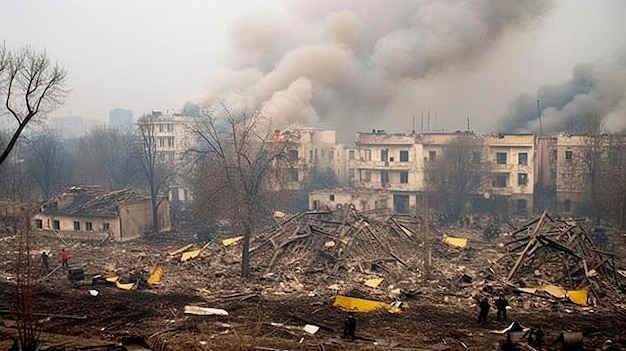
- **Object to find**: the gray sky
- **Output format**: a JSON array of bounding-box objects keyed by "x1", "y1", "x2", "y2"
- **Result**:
[{"x1": 1, "y1": 0, "x2": 625, "y2": 134}]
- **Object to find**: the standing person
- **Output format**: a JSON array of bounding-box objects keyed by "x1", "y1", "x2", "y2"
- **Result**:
[
  {"x1": 495, "y1": 294, "x2": 509, "y2": 321},
  {"x1": 342, "y1": 313, "x2": 356, "y2": 341},
  {"x1": 40, "y1": 251, "x2": 50, "y2": 274},
  {"x1": 60, "y1": 248, "x2": 69, "y2": 269},
  {"x1": 478, "y1": 297, "x2": 490, "y2": 324}
]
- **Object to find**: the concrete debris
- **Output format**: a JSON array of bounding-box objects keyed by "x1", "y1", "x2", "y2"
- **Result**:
[{"x1": 183, "y1": 306, "x2": 229, "y2": 316}]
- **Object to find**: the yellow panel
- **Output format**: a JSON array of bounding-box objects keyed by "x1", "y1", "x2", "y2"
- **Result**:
[
  {"x1": 364, "y1": 278, "x2": 384, "y2": 288},
  {"x1": 444, "y1": 236, "x2": 468, "y2": 248},
  {"x1": 221, "y1": 236, "x2": 244, "y2": 247},
  {"x1": 181, "y1": 249, "x2": 202, "y2": 262},
  {"x1": 105, "y1": 276, "x2": 119, "y2": 283},
  {"x1": 273, "y1": 211, "x2": 286, "y2": 219},
  {"x1": 168, "y1": 244, "x2": 194, "y2": 256},
  {"x1": 542, "y1": 285, "x2": 566, "y2": 299},
  {"x1": 115, "y1": 280, "x2": 135, "y2": 290},
  {"x1": 517, "y1": 287, "x2": 538, "y2": 294},
  {"x1": 566, "y1": 290, "x2": 588, "y2": 306},
  {"x1": 147, "y1": 266, "x2": 163, "y2": 285},
  {"x1": 333, "y1": 295, "x2": 400, "y2": 313}
]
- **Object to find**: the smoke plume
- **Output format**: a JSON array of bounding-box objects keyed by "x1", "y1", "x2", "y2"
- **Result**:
[
  {"x1": 499, "y1": 50, "x2": 626, "y2": 133},
  {"x1": 194, "y1": 0, "x2": 552, "y2": 139}
]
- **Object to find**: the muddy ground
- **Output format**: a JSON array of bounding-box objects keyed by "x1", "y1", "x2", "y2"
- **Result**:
[{"x1": 0, "y1": 225, "x2": 625, "y2": 351}]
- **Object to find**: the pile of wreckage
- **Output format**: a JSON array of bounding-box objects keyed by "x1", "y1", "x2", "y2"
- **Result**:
[{"x1": 492, "y1": 211, "x2": 626, "y2": 307}]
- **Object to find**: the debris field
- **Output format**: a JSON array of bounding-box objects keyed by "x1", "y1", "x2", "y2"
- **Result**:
[{"x1": 0, "y1": 209, "x2": 625, "y2": 350}]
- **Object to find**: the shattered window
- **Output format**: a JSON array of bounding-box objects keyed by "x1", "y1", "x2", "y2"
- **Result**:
[
  {"x1": 53, "y1": 220, "x2": 60, "y2": 230},
  {"x1": 381, "y1": 149, "x2": 388, "y2": 161},
  {"x1": 348, "y1": 150, "x2": 355, "y2": 160},
  {"x1": 287, "y1": 168, "x2": 299, "y2": 182},
  {"x1": 565, "y1": 150, "x2": 573, "y2": 163},
  {"x1": 400, "y1": 171, "x2": 409, "y2": 184},
  {"x1": 362, "y1": 170, "x2": 371, "y2": 182},
  {"x1": 381, "y1": 170, "x2": 389, "y2": 183},
  {"x1": 496, "y1": 152, "x2": 507, "y2": 165},
  {"x1": 35, "y1": 219, "x2": 43, "y2": 229},
  {"x1": 73, "y1": 221, "x2": 80, "y2": 231},
  {"x1": 399, "y1": 150, "x2": 409, "y2": 162},
  {"x1": 518, "y1": 152, "x2": 528, "y2": 165},
  {"x1": 518, "y1": 173, "x2": 528, "y2": 186},
  {"x1": 364, "y1": 149, "x2": 371, "y2": 161},
  {"x1": 86, "y1": 222, "x2": 93, "y2": 231},
  {"x1": 495, "y1": 174, "x2": 508, "y2": 188},
  {"x1": 329, "y1": 194, "x2": 335, "y2": 201},
  {"x1": 103, "y1": 223, "x2": 110, "y2": 231}
]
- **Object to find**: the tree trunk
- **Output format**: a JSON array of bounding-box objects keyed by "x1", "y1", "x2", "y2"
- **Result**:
[{"x1": 150, "y1": 184, "x2": 160, "y2": 235}]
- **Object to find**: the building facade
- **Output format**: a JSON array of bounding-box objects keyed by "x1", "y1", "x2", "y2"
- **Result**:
[{"x1": 32, "y1": 186, "x2": 171, "y2": 241}]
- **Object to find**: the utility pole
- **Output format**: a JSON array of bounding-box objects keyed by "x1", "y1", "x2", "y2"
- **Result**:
[
  {"x1": 420, "y1": 111, "x2": 424, "y2": 134},
  {"x1": 427, "y1": 109, "x2": 431, "y2": 133},
  {"x1": 467, "y1": 117, "x2": 471, "y2": 131}
]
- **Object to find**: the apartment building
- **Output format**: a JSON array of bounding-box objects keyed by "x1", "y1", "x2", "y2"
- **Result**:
[
  {"x1": 136, "y1": 110, "x2": 197, "y2": 202},
  {"x1": 483, "y1": 134, "x2": 536, "y2": 215},
  {"x1": 351, "y1": 130, "x2": 420, "y2": 213},
  {"x1": 280, "y1": 127, "x2": 342, "y2": 191}
]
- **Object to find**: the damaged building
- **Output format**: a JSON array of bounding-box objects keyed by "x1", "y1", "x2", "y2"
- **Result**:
[{"x1": 32, "y1": 186, "x2": 171, "y2": 241}]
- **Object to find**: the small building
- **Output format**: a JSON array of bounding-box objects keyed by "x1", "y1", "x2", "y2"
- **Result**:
[{"x1": 32, "y1": 186, "x2": 171, "y2": 241}]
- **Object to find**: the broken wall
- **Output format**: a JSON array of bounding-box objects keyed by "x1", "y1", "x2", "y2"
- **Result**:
[{"x1": 118, "y1": 197, "x2": 171, "y2": 240}]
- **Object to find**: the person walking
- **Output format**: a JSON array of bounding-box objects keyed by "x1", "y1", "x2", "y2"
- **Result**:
[
  {"x1": 478, "y1": 297, "x2": 490, "y2": 324},
  {"x1": 495, "y1": 294, "x2": 509, "y2": 321},
  {"x1": 40, "y1": 251, "x2": 50, "y2": 274},
  {"x1": 60, "y1": 248, "x2": 70, "y2": 269}
]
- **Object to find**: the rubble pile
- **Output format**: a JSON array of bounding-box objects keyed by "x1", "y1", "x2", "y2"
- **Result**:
[
  {"x1": 497, "y1": 211, "x2": 626, "y2": 304},
  {"x1": 245, "y1": 209, "x2": 424, "y2": 295}
]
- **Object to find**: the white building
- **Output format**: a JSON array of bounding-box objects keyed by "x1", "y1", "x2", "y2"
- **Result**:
[{"x1": 136, "y1": 110, "x2": 197, "y2": 202}]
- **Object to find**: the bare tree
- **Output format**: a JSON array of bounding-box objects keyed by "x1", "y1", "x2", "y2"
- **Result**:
[
  {"x1": 189, "y1": 105, "x2": 292, "y2": 278},
  {"x1": 136, "y1": 113, "x2": 176, "y2": 234},
  {"x1": 22, "y1": 129, "x2": 69, "y2": 199},
  {"x1": 0, "y1": 43, "x2": 67, "y2": 167},
  {"x1": 77, "y1": 126, "x2": 141, "y2": 189},
  {"x1": 14, "y1": 211, "x2": 40, "y2": 351},
  {"x1": 424, "y1": 133, "x2": 490, "y2": 221},
  {"x1": 579, "y1": 116, "x2": 607, "y2": 225}
]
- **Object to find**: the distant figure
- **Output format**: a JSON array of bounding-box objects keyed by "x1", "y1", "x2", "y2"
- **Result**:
[
  {"x1": 60, "y1": 248, "x2": 69, "y2": 269},
  {"x1": 41, "y1": 251, "x2": 50, "y2": 273},
  {"x1": 342, "y1": 313, "x2": 356, "y2": 341},
  {"x1": 495, "y1": 294, "x2": 509, "y2": 321},
  {"x1": 478, "y1": 297, "x2": 490, "y2": 324}
]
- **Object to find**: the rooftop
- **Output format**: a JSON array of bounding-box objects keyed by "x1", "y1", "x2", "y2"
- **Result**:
[{"x1": 42, "y1": 186, "x2": 150, "y2": 218}]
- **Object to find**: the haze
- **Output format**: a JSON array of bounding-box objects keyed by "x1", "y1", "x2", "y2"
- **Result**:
[{"x1": 1, "y1": 0, "x2": 625, "y2": 139}]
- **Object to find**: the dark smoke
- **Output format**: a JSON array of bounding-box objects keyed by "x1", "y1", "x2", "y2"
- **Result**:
[
  {"x1": 192, "y1": 0, "x2": 552, "y2": 139},
  {"x1": 498, "y1": 50, "x2": 626, "y2": 133}
]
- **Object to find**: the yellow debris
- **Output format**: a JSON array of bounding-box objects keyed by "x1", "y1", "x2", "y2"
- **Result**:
[
  {"x1": 566, "y1": 290, "x2": 588, "y2": 306},
  {"x1": 273, "y1": 211, "x2": 286, "y2": 219},
  {"x1": 168, "y1": 244, "x2": 194, "y2": 256},
  {"x1": 105, "y1": 275, "x2": 119, "y2": 283},
  {"x1": 115, "y1": 280, "x2": 136, "y2": 291},
  {"x1": 333, "y1": 295, "x2": 400, "y2": 313},
  {"x1": 542, "y1": 285, "x2": 566, "y2": 299},
  {"x1": 517, "y1": 287, "x2": 538, "y2": 294},
  {"x1": 221, "y1": 236, "x2": 244, "y2": 247},
  {"x1": 364, "y1": 277, "x2": 384, "y2": 289},
  {"x1": 181, "y1": 249, "x2": 202, "y2": 262},
  {"x1": 147, "y1": 266, "x2": 163, "y2": 285},
  {"x1": 443, "y1": 236, "x2": 468, "y2": 248}
]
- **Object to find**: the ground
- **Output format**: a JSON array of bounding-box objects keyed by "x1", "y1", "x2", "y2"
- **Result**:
[{"x1": 0, "y1": 223, "x2": 625, "y2": 351}]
